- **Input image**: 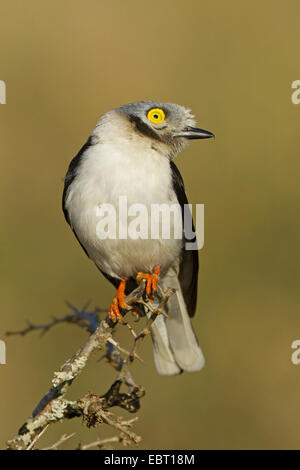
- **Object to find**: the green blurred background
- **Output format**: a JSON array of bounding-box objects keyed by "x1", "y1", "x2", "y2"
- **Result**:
[{"x1": 1, "y1": 0, "x2": 300, "y2": 450}]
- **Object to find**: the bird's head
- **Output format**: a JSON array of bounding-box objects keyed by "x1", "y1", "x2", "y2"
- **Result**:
[
  {"x1": 101, "y1": 101, "x2": 214, "y2": 157},
  {"x1": 120, "y1": 101, "x2": 214, "y2": 151}
]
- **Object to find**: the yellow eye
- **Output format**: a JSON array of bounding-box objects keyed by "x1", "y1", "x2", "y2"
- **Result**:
[{"x1": 147, "y1": 108, "x2": 165, "y2": 124}]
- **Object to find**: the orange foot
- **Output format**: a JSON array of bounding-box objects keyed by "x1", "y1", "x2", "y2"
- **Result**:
[
  {"x1": 109, "y1": 279, "x2": 128, "y2": 323},
  {"x1": 137, "y1": 266, "x2": 160, "y2": 300}
]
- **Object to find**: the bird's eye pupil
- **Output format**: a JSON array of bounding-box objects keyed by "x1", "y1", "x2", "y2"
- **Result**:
[{"x1": 153, "y1": 114, "x2": 159, "y2": 119}]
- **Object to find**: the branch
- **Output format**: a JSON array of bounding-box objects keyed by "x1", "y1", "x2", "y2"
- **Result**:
[{"x1": 6, "y1": 279, "x2": 168, "y2": 450}]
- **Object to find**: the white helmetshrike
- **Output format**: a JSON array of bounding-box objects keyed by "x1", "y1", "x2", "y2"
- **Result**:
[{"x1": 63, "y1": 101, "x2": 214, "y2": 375}]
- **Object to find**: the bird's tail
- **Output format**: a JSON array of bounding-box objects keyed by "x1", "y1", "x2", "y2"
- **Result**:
[{"x1": 150, "y1": 268, "x2": 205, "y2": 375}]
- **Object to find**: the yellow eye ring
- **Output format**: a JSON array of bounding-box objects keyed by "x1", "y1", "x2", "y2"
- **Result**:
[{"x1": 147, "y1": 108, "x2": 165, "y2": 124}]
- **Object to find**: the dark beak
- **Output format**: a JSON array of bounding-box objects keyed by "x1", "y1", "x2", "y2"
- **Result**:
[{"x1": 174, "y1": 126, "x2": 215, "y2": 140}]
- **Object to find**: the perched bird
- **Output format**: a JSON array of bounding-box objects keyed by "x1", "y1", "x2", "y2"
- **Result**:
[{"x1": 62, "y1": 101, "x2": 214, "y2": 375}]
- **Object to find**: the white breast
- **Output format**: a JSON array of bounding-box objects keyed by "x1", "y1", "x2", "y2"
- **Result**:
[{"x1": 65, "y1": 127, "x2": 182, "y2": 279}]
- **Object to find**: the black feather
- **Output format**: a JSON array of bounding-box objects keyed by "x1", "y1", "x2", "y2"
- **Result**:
[
  {"x1": 62, "y1": 137, "x2": 94, "y2": 257},
  {"x1": 170, "y1": 160, "x2": 199, "y2": 317},
  {"x1": 62, "y1": 136, "x2": 93, "y2": 225}
]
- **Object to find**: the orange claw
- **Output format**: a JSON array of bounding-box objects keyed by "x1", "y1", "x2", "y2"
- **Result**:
[
  {"x1": 109, "y1": 279, "x2": 128, "y2": 323},
  {"x1": 137, "y1": 266, "x2": 160, "y2": 299}
]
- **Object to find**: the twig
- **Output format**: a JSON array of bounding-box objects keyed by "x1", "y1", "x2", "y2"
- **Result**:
[
  {"x1": 26, "y1": 424, "x2": 49, "y2": 450},
  {"x1": 41, "y1": 433, "x2": 76, "y2": 450},
  {"x1": 79, "y1": 436, "x2": 120, "y2": 450},
  {"x1": 129, "y1": 288, "x2": 174, "y2": 362},
  {"x1": 6, "y1": 302, "x2": 105, "y2": 337}
]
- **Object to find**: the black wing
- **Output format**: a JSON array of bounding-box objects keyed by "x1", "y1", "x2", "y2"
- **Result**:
[
  {"x1": 170, "y1": 160, "x2": 199, "y2": 317},
  {"x1": 63, "y1": 136, "x2": 92, "y2": 225},
  {"x1": 62, "y1": 137, "x2": 93, "y2": 257}
]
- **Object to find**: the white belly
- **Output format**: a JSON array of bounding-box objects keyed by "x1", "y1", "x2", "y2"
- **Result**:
[{"x1": 65, "y1": 140, "x2": 183, "y2": 279}]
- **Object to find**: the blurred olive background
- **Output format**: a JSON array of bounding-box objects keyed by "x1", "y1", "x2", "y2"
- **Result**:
[{"x1": 0, "y1": 0, "x2": 300, "y2": 450}]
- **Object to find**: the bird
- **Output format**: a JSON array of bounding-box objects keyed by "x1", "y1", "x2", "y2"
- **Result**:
[{"x1": 62, "y1": 101, "x2": 214, "y2": 375}]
